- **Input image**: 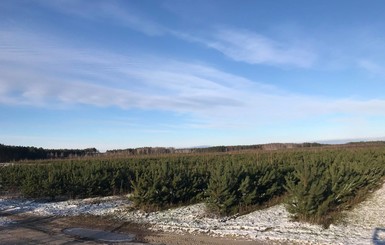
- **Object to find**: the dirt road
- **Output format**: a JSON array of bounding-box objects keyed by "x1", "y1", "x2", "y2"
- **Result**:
[{"x1": 0, "y1": 214, "x2": 270, "y2": 245}]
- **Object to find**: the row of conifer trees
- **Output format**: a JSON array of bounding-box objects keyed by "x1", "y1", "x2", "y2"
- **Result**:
[{"x1": 1, "y1": 146, "x2": 384, "y2": 226}]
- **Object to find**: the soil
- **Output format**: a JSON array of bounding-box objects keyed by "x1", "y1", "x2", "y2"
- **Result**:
[{"x1": 0, "y1": 213, "x2": 273, "y2": 245}]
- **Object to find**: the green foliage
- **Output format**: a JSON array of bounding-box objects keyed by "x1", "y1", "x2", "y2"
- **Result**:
[
  {"x1": 285, "y1": 150, "x2": 385, "y2": 226},
  {"x1": 130, "y1": 160, "x2": 208, "y2": 210},
  {"x1": 206, "y1": 160, "x2": 287, "y2": 216},
  {"x1": 0, "y1": 160, "x2": 135, "y2": 199},
  {"x1": 1, "y1": 145, "x2": 384, "y2": 228},
  {"x1": 206, "y1": 162, "x2": 240, "y2": 215},
  {"x1": 285, "y1": 161, "x2": 329, "y2": 219}
]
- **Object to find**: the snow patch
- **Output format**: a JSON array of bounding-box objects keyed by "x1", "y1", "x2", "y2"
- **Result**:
[
  {"x1": 1, "y1": 183, "x2": 385, "y2": 244},
  {"x1": 0, "y1": 196, "x2": 131, "y2": 217},
  {"x1": 112, "y1": 183, "x2": 385, "y2": 244}
]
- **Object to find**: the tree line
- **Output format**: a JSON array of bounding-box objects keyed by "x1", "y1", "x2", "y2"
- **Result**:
[
  {"x1": 0, "y1": 144, "x2": 99, "y2": 162},
  {"x1": 105, "y1": 142, "x2": 327, "y2": 156}
]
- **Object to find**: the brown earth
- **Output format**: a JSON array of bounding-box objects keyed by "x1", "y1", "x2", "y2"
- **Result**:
[{"x1": 0, "y1": 214, "x2": 277, "y2": 245}]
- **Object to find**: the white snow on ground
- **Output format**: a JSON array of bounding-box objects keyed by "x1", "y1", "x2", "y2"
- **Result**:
[
  {"x1": 0, "y1": 196, "x2": 130, "y2": 217},
  {"x1": 1, "y1": 182, "x2": 385, "y2": 244}
]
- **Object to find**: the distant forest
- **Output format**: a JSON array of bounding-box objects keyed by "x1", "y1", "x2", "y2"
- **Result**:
[
  {"x1": 104, "y1": 141, "x2": 385, "y2": 156},
  {"x1": 0, "y1": 144, "x2": 98, "y2": 162},
  {"x1": 105, "y1": 142, "x2": 325, "y2": 156},
  {"x1": 2, "y1": 141, "x2": 384, "y2": 163}
]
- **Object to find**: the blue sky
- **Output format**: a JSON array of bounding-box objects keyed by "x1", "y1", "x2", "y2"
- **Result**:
[{"x1": 1, "y1": 0, "x2": 385, "y2": 151}]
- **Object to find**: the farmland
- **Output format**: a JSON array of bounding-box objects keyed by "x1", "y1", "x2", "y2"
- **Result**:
[{"x1": 1, "y1": 142, "x2": 385, "y2": 229}]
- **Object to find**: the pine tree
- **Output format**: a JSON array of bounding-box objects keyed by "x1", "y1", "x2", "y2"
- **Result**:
[
  {"x1": 284, "y1": 161, "x2": 329, "y2": 220},
  {"x1": 206, "y1": 162, "x2": 239, "y2": 216}
]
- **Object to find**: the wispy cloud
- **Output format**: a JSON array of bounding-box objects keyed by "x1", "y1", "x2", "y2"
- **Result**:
[
  {"x1": 207, "y1": 29, "x2": 316, "y2": 67},
  {"x1": 2, "y1": 29, "x2": 385, "y2": 130},
  {"x1": 0, "y1": 30, "x2": 251, "y2": 113},
  {"x1": 357, "y1": 59, "x2": 385, "y2": 76},
  {"x1": 176, "y1": 28, "x2": 317, "y2": 68},
  {"x1": 38, "y1": 0, "x2": 166, "y2": 36},
  {"x1": 32, "y1": 0, "x2": 384, "y2": 75},
  {"x1": 37, "y1": 1, "x2": 317, "y2": 69}
]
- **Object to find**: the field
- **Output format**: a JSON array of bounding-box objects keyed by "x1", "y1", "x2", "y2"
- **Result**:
[{"x1": 1, "y1": 143, "x2": 385, "y2": 244}]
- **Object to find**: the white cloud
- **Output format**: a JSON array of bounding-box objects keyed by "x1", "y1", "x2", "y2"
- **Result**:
[
  {"x1": 211, "y1": 29, "x2": 316, "y2": 67},
  {"x1": 0, "y1": 30, "x2": 249, "y2": 112},
  {"x1": 2, "y1": 30, "x2": 385, "y2": 130},
  {"x1": 181, "y1": 28, "x2": 317, "y2": 68}
]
